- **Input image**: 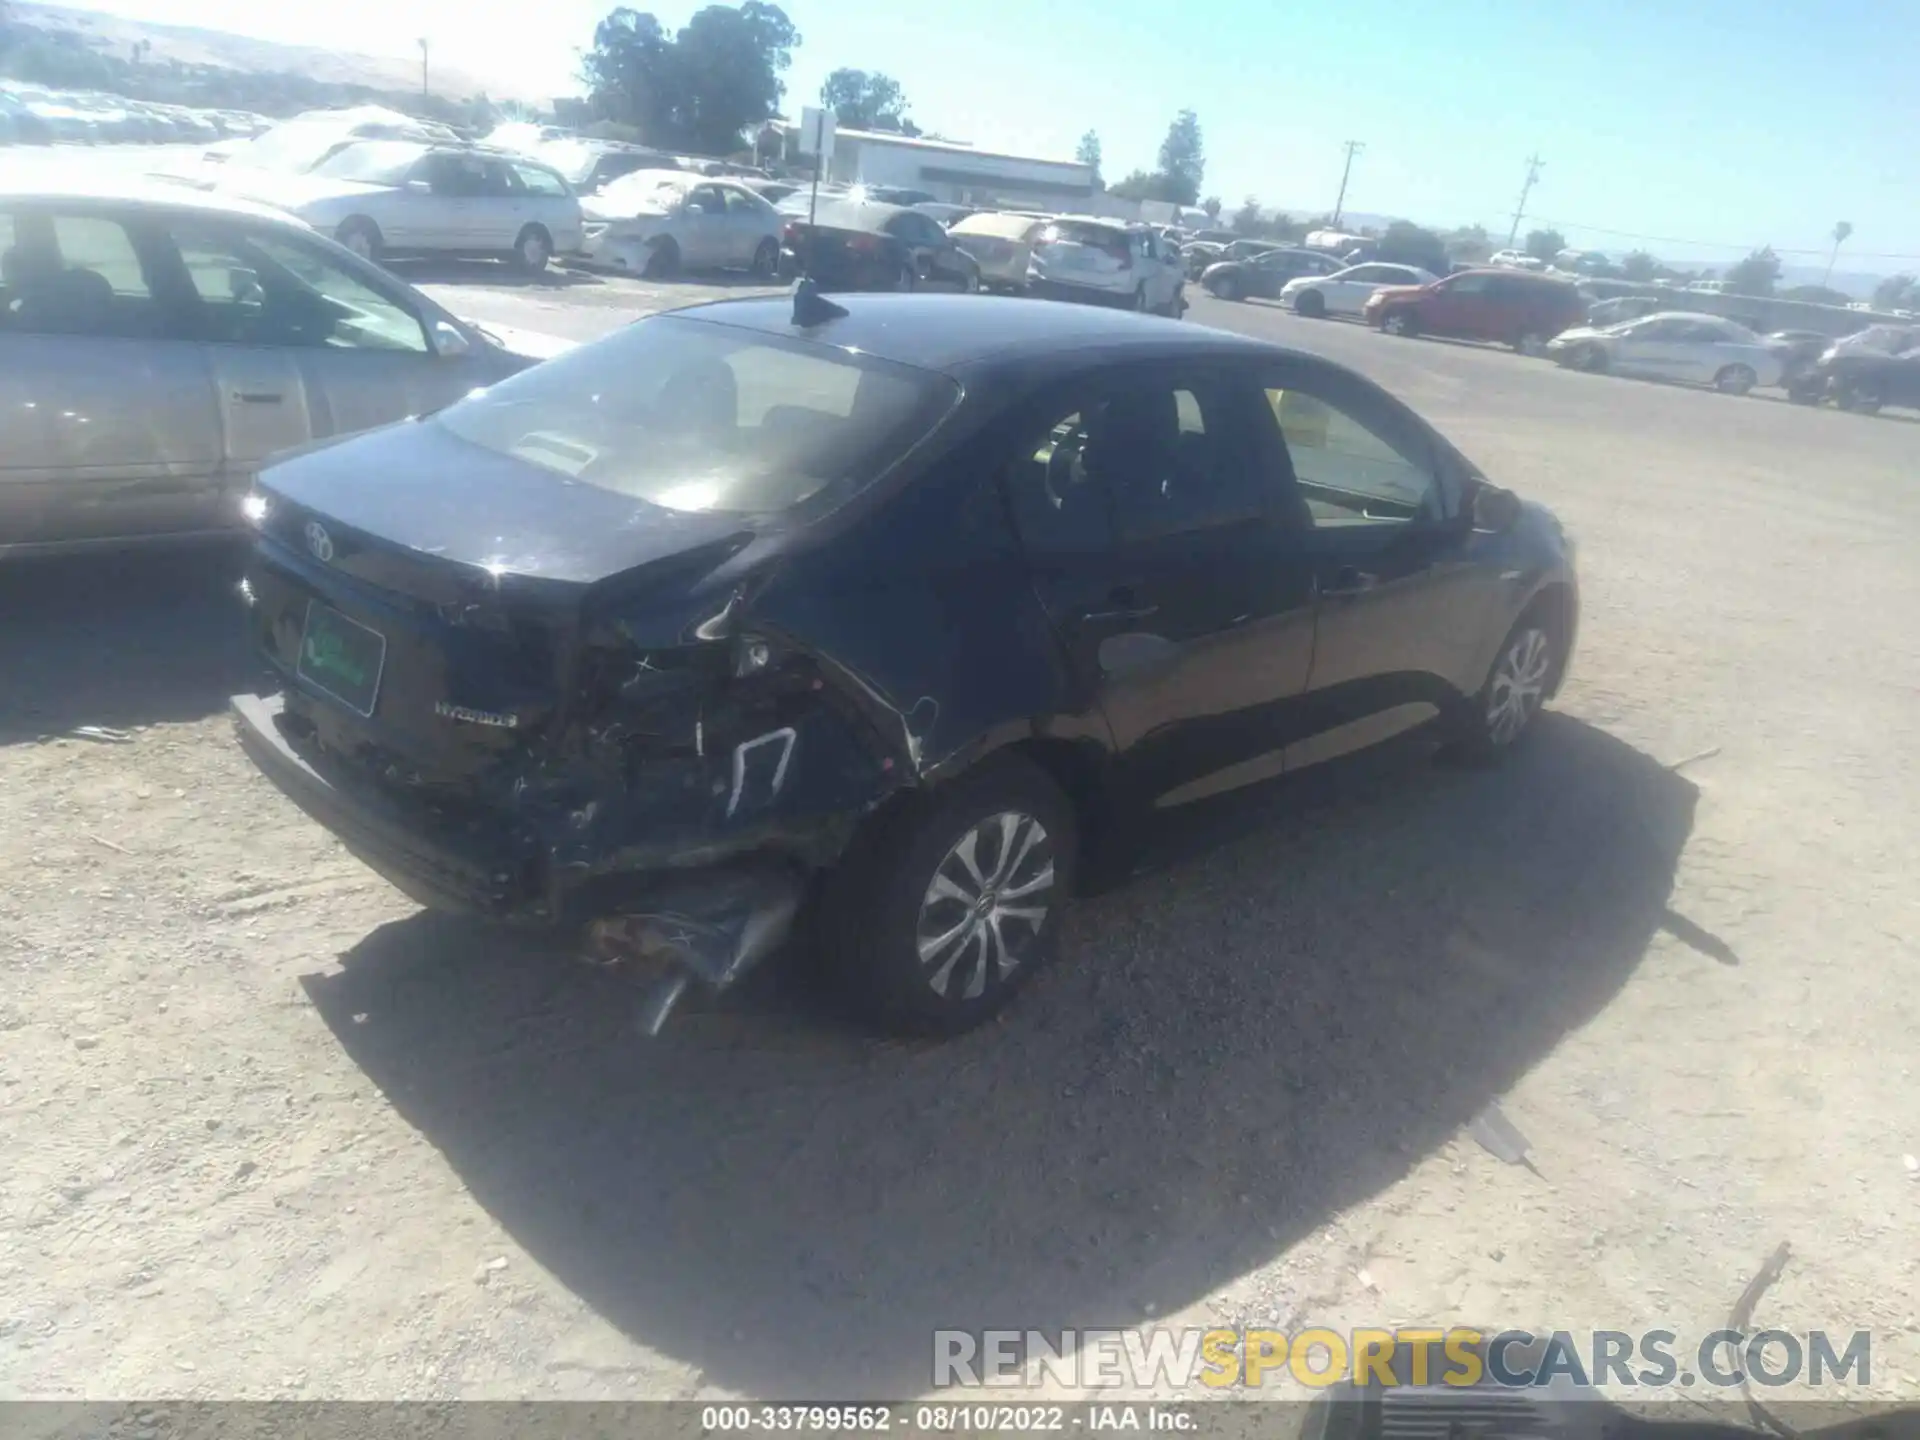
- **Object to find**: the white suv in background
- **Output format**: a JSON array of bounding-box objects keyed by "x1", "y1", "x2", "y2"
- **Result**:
[
  {"x1": 218, "y1": 141, "x2": 584, "y2": 273},
  {"x1": 1025, "y1": 217, "x2": 1186, "y2": 314}
]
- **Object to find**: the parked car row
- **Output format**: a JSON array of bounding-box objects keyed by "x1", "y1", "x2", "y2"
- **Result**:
[{"x1": 2, "y1": 84, "x2": 267, "y2": 147}]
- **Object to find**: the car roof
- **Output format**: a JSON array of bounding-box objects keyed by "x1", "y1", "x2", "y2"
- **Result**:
[
  {"x1": 670, "y1": 293, "x2": 1282, "y2": 373},
  {"x1": 0, "y1": 168, "x2": 309, "y2": 228}
]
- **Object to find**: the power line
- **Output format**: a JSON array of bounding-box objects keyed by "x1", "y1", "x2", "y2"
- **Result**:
[
  {"x1": 1331, "y1": 140, "x2": 1364, "y2": 227},
  {"x1": 1504, "y1": 154, "x2": 1543, "y2": 248},
  {"x1": 1528, "y1": 216, "x2": 1920, "y2": 261}
]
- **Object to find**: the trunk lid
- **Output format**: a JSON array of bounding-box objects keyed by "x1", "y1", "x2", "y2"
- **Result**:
[{"x1": 250, "y1": 417, "x2": 755, "y2": 791}]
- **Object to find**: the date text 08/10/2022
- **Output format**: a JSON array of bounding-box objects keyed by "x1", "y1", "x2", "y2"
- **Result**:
[{"x1": 700, "y1": 1407, "x2": 1195, "y2": 1432}]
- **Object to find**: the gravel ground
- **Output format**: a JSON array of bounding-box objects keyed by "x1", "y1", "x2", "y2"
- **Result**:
[{"x1": 3, "y1": 274, "x2": 1917, "y2": 1406}]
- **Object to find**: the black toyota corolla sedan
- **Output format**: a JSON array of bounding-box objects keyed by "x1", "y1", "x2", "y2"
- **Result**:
[{"x1": 232, "y1": 290, "x2": 1578, "y2": 1037}]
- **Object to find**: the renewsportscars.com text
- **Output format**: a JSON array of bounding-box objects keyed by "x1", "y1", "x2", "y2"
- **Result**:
[{"x1": 932, "y1": 1327, "x2": 1873, "y2": 1391}]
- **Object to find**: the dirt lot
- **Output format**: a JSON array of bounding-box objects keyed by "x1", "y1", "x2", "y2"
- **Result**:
[{"x1": 3, "y1": 276, "x2": 1918, "y2": 1405}]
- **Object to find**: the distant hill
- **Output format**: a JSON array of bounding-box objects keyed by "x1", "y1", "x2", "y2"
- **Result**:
[{"x1": 6, "y1": 2, "x2": 539, "y2": 103}]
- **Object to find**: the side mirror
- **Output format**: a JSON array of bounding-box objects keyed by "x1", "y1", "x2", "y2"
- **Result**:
[
  {"x1": 429, "y1": 319, "x2": 472, "y2": 359},
  {"x1": 1471, "y1": 484, "x2": 1522, "y2": 533}
]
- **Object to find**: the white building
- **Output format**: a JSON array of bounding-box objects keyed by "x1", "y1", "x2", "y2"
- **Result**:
[{"x1": 783, "y1": 125, "x2": 1097, "y2": 212}]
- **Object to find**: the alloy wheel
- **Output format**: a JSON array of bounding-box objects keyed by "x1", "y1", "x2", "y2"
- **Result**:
[
  {"x1": 1486, "y1": 627, "x2": 1552, "y2": 745},
  {"x1": 1383, "y1": 311, "x2": 1410, "y2": 335},
  {"x1": 342, "y1": 230, "x2": 373, "y2": 259},
  {"x1": 520, "y1": 232, "x2": 551, "y2": 269},
  {"x1": 915, "y1": 811, "x2": 1055, "y2": 1002}
]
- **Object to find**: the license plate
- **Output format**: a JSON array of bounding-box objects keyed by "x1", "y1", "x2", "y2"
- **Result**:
[{"x1": 296, "y1": 601, "x2": 386, "y2": 717}]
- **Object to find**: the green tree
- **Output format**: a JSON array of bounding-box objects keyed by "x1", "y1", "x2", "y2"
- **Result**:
[
  {"x1": 1872, "y1": 274, "x2": 1916, "y2": 311},
  {"x1": 1075, "y1": 129, "x2": 1103, "y2": 189},
  {"x1": 1155, "y1": 108, "x2": 1204, "y2": 205},
  {"x1": 1620, "y1": 249, "x2": 1659, "y2": 281},
  {"x1": 581, "y1": 1, "x2": 798, "y2": 154},
  {"x1": 820, "y1": 67, "x2": 915, "y2": 133},
  {"x1": 1523, "y1": 227, "x2": 1565, "y2": 262},
  {"x1": 1725, "y1": 246, "x2": 1782, "y2": 298},
  {"x1": 1202, "y1": 195, "x2": 1222, "y2": 220},
  {"x1": 1109, "y1": 169, "x2": 1184, "y2": 204},
  {"x1": 1378, "y1": 220, "x2": 1448, "y2": 274},
  {"x1": 1230, "y1": 197, "x2": 1262, "y2": 233}
]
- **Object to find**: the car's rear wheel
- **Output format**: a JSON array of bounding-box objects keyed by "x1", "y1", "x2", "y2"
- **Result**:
[
  {"x1": 1713, "y1": 363, "x2": 1757, "y2": 396},
  {"x1": 1294, "y1": 289, "x2": 1326, "y2": 318},
  {"x1": 1380, "y1": 308, "x2": 1417, "y2": 337},
  {"x1": 510, "y1": 225, "x2": 553, "y2": 274},
  {"x1": 820, "y1": 756, "x2": 1077, "y2": 1036},
  {"x1": 1212, "y1": 275, "x2": 1239, "y2": 301},
  {"x1": 1133, "y1": 284, "x2": 1150, "y2": 312},
  {"x1": 1565, "y1": 343, "x2": 1607, "y2": 372},
  {"x1": 750, "y1": 237, "x2": 779, "y2": 278},
  {"x1": 1837, "y1": 380, "x2": 1882, "y2": 414},
  {"x1": 335, "y1": 218, "x2": 383, "y2": 265},
  {"x1": 642, "y1": 236, "x2": 679, "y2": 279}
]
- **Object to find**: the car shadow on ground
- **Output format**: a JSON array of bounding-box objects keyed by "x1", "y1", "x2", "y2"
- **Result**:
[
  {"x1": 0, "y1": 547, "x2": 258, "y2": 745},
  {"x1": 303, "y1": 713, "x2": 1700, "y2": 1398}
]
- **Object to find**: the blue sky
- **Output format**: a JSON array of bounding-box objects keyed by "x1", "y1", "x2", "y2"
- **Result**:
[{"x1": 62, "y1": 0, "x2": 1920, "y2": 269}]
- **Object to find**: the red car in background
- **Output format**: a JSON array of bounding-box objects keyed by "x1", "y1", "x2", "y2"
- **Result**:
[{"x1": 1363, "y1": 268, "x2": 1586, "y2": 353}]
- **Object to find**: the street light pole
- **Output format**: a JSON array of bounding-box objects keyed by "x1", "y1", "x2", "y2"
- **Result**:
[
  {"x1": 1505, "y1": 153, "x2": 1544, "y2": 249},
  {"x1": 418, "y1": 38, "x2": 430, "y2": 98},
  {"x1": 1332, "y1": 140, "x2": 1364, "y2": 226}
]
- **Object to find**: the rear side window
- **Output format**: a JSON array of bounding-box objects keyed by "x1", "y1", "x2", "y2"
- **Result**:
[
  {"x1": 434, "y1": 315, "x2": 958, "y2": 517},
  {"x1": 1038, "y1": 221, "x2": 1130, "y2": 261},
  {"x1": 511, "y1": 163, "x2": 570, "y2": 198},
  {"x1": 0, "y1": 209, "x2": 161, "y2": 338}
]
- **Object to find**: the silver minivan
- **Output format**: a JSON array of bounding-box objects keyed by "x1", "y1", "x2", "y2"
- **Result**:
[{"x1": 0, "y1": 173, "x2": 568, "y2": 558}]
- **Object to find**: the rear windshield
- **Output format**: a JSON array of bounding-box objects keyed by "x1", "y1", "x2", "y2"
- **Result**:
[
  {"x1": 1039, "y1": 221, "x2": 1126, "y2": 249},
  {"x1": 433, "y1": 316, "x2": 960, "y2": 517}
]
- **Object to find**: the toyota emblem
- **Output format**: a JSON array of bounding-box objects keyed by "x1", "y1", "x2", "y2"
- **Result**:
[{"x1": 303, "y1": 521, "x2": 334, "y2": 563}]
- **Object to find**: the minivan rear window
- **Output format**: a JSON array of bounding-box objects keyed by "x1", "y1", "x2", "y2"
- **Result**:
[
  {"x1": 433, "y1": 316, "x2": 960, "y2": 517},
  {"x1": 1039, "y1": 221, "x2": 1131, "y2": 260}
]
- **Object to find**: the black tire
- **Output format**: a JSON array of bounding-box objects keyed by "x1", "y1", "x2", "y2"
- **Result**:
[
  {"x1": 1379, "y1": 307, "x2": 1418, "y2": 337},
  {"x1": 819, "y1": 755, "x2": 1077, "y2": 1037},
  {"x1": 750, "y1": 237, "x2": 779, "y2": 278},
  {"x1": 335, "y1": 217, "x2": 383, "y2": 265},
  {"x1": 510, "y1": 224, "x2": 553, "y2": 274},
  {"x1": 1564, "y1": 343, "x2": 1607, "y2": 373},
  {"x1": 1837, "y1": 381, "x2": 1881, "y2": 414},
  {"x1": 1449, "y1": 606, "x2": 1560, "y2": 765},
  {"x1": 642, "y1": 236, "x2": 679, "y2": 279},
  {"x1": 1294, "y1": 289, "x2": 1326, "y2": 318},
  {"x1": 1133, "y1": 284, "x2": 1150, "y2": 312},
  {"x1": 1713, "y1": 364, "x2": 1757, "y2": 397},
  {"x1": 1212, "y1": 275, "x2": 1240, "y2": 302}
]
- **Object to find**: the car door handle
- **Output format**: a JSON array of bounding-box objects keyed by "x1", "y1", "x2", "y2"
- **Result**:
[
  {"x1": 1319, "y1": 567, "x2": 1379, "y2": 598},
  {"x1": 1081, "y1": 587, "x2": 1159, "y2": 624},
  {"x1": 232, "y1": 391, "x2": 284, "y2": 405}
]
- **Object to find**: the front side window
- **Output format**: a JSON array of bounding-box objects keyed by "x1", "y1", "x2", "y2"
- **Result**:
[
  {"x1": 1442, "y1": 273, "x2": 1492, "y2": 294},
  {"x1": 1265, "y1": 387, "x2": 1441, "y2": 527},
  {"x1": 687, "y1": 185, "x2": 728, "y2": 215},
  {"x1": 433, "y1": 315, "x2": 959, "y2": 517},
  {"x1": 167, "y1": 222, "x2": 429, "y2": 352},
  {"x1": 722, "y1": 187, "x2": 763, "y2": 215}
]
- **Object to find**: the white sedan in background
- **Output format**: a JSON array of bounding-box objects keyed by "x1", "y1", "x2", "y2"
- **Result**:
[
  {"x1": 219, "y1": 140, "x2": 583, "y2": 273},
  {"x1": 1546, "y1": 311, "x2": 1786, "y2": 394},
  {"x1": 1278, "y1": 262, "x2": 1438, "y2": 318},
  {"x1": 577, "y1": 170, "x2": 783, "y2": 278}
]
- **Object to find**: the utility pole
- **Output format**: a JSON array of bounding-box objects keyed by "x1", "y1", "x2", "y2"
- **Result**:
[
  {"x1": 1505, "y1": 153, "x2": 1544, "y2": 248},
  {"x1": 417, "y1": 37, "x2": 430, "y2": 97},
  {"x1": 1331, "y1": 140, "x2": 1365, "y2": 226}
]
